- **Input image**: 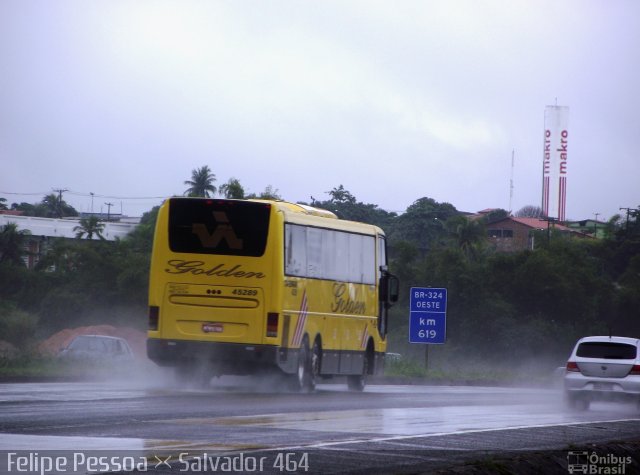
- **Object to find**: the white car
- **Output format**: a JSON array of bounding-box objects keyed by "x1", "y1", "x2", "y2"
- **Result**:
[
  {"x1": 564, "y1": 335, "x2": 640, "y2": 410},
  {"x1": 58, "y1": 335, "x2": 135, "y2": 362}
]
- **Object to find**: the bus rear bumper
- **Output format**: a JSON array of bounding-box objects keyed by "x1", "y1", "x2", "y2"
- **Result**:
[{"x1": 147, "y1": 338, "x2": 283, "y2": 376}]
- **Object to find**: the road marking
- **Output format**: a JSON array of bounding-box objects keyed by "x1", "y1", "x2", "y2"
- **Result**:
[
  {"x1": 167, "y1": 405, "x2": 640, "y2": 437},
  {"x1": 291, "y1": 417, "x2": 640, "y2": 449}
]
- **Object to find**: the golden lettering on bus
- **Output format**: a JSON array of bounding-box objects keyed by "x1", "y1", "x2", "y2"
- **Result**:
[
  {"x1": 192, "y1": 211, "x2": 243, "y2": 249},
  {"x1": 331, "y1": 283, "x2": 365, "y2": 314},
  {"x1": 164, "y1": 260, "x2": 265, "y2": 279}
]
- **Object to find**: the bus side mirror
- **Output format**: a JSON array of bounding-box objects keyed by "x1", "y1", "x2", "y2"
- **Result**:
[
  {"x1": 380, "y1": 273, "x2": 399, "y2": 306},
  {"x1": 388, "y1": 274, "x2": 399, "y2": 304}
]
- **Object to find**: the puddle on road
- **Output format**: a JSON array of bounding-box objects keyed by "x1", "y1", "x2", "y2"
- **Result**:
[
  {"x1": 0, "y1": 434, "x2": 266, "y2": 452},
  {"x1": 0, "y1": 434, "x2": 147, "y2": 451},
  {"x1": 0, "y1": 382, "x2": 151, "y2": 403},
  {"x1": 165, "y1": 403, "x2": 640, "y2": 436}
]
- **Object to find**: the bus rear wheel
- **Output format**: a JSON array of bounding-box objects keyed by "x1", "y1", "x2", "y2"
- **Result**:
[
  {"x1": 293, "y1": 337, "x2": 317, "y2": 392},
  {"x1": 347, "y1": 350, "x2": 370, "y2": 391}
]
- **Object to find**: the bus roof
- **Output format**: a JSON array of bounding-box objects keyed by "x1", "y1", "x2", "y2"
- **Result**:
[
  {"x1": 249, "y1": 200, "x2": 337, "y2": 219},
  {"x1": 250, "y1": 199, "x2": 384, "y2": 236},
  {"x1": 162, "y1": 197, "x2": 385, "y2": 236}
]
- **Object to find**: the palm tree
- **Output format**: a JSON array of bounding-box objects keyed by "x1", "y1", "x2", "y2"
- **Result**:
[
  {"x1": 74, "y1": 216, "x2": 105, "y2": 240},
  {"x1": 328, "y1": 185, "x2": 356, "y2": 204},
  {"x1": 0, "y1": 223, "x2": 31, "y2": 266},
  {"x1": 184, "y1": 166, "x2": 217, "y2": 197},
  {"x1": 219, "y1": 178, "x2": 245, "y2": 199},
  {"x1": 245, "y1": 185, "x2": 282, "y2": 201},
  {"x1": 41, "y1": 193, "x2": 60, "y2": 218},
  {"x1": 258, "y1": 185, "x2": 281, "y2": 200},
  {"x1": 38, "y1": 194, "x2": 78, "y2": 218},
  {"x1": 446, "y1": 216, "x2": 486, "y2": 260}
]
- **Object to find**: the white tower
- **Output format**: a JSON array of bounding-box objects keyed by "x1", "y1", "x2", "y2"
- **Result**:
[{"x1": 541, "y1": 105, "x2": 569, "y2": 221}]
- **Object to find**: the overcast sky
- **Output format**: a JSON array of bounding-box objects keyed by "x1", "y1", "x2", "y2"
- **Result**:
[{"x1": 1, "y1": 1, "x2": 638, "y2": 220}]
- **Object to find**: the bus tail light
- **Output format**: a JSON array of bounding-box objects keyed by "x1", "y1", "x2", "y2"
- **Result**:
[
  {"x1": 148, "y1": 306, "x2": 159, "y2": 331},
  {"x1": 267, "y1": 312, "x2": 279, "y2": 337}
]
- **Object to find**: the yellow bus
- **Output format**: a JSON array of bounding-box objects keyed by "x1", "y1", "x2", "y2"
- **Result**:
[{"x1": 147, "y1": 197, "x2": 398, "y2": 391}]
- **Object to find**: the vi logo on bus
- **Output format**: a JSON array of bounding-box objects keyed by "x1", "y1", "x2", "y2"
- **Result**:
[{"x1": 192, "y1": 211, "x2": 244, "y2": 250}]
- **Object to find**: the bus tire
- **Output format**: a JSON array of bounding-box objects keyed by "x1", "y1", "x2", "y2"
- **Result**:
[
  {"x1": 293, "y1": 336, "x2": 316, "y2": 393},
  {"x1": 347, "y1": 349, "x2": 370, "y2": 392},
  {"x1": 311, "y1": 338, "x2": 321, "y2": 388}
]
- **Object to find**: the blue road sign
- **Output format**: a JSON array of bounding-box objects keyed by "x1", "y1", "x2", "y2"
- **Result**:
[{"x1": 409, "y1": 287, "x2": 447, "y2": 344}]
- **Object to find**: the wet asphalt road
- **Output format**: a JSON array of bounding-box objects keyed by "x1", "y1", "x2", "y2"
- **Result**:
[{"x1": 1, "y1": 377, "x2": 640, "y2": 474}]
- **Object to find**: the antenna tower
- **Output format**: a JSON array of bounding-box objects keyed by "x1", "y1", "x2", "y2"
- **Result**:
[{"x1": 509, "y1": 149, "x2": 515, "y2": 213}]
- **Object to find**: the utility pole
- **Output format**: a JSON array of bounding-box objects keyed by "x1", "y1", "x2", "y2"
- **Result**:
[
  {"x1": 90, "y1": 192, "x2": 95, "y2": 214},
  {"x1": 104, "y1": 202, "x2": 114, "y2": 222},
  {"x1": 620, "y1": 208, "x2": 633, "y2": 235},
  {"x1": 52, "y1": 188, "x2": 68, "y2": 218},
  {"x1": 594, "y1": 213, "x2": 600, "y2": 238},
  {"x1": 543, "y1": 216, "x2": 558, "y2": 243},
  {"x1": 547, "y1": 218, "x2": 552, "y2": 243},
  {"x1": 619, "y1": 207, "x2": 640, "y2": 236}
]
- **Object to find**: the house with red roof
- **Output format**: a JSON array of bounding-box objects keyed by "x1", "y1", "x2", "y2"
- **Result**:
[{"x1": 486, "y1": 216, "x2": 590, "y2": 252}]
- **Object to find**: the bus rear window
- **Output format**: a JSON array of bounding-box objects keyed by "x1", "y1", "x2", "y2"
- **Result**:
[{"x1": 168, "y1": 199, "x2": 270, "y2": 257}]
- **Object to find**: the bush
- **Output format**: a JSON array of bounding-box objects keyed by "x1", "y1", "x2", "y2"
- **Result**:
[{"x1": 0, "y1": 301, "x2": 39, "y2": 348}]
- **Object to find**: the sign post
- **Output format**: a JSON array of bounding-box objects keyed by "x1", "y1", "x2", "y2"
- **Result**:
[{"x1": 409, "y1": 287, "x2": 447, "y2": 369}]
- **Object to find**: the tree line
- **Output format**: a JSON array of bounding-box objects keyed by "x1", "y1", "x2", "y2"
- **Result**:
[
  {"x1": 1, "y1": 168, "x2": 639, "y2": 372},
  {"x1": 310, "y1": 186, "x2": 640, "y2": 369}
]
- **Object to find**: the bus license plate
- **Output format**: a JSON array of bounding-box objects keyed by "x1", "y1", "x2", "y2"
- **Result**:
[{"x1": 202, "y1": 323, "x2": 223, "y2": 333}]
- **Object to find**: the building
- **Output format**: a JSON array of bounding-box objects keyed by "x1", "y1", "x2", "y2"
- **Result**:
[
  {"x1": 566, "y1": 219, "x2": 607, "y2": 239},
  {"x1": 0, "y1": 213, "x2": 138, "y2": 269},
  {"x1": 486, "y1": 216, "x2": 588, "y2": 253}
]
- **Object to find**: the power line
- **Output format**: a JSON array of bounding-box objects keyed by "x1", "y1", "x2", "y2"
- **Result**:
[
  {"x1": 1, "y1": 190, "x2": 167, "y2": 200},
  {"x1": 66, "y1": 190, "x2": 167, "y2": 199},
  {"x1": 0, "y1": 191, "x2": 51, "y2": 196}
]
